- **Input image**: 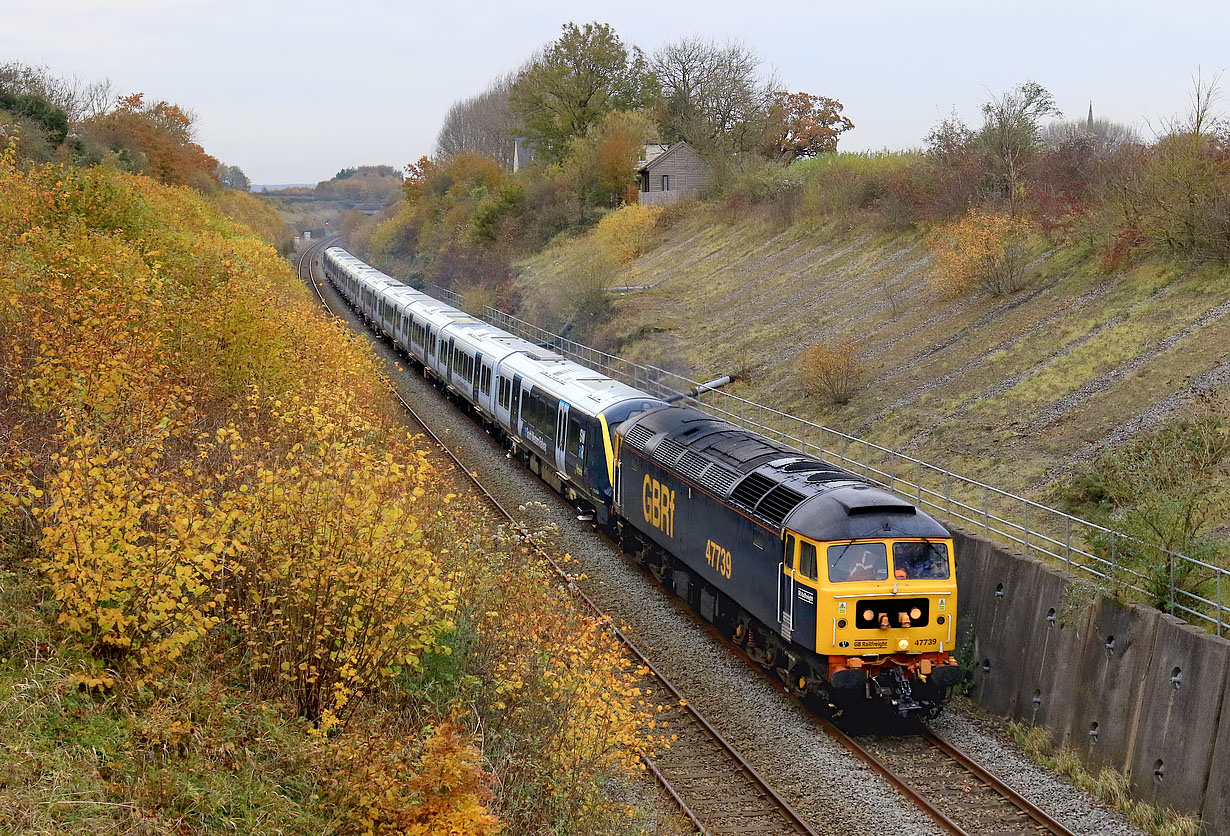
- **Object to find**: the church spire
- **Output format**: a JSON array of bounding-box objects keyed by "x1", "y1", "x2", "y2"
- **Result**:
[{"x1": 1087, "y1": 101, "x2": 1094, "y2": 130}]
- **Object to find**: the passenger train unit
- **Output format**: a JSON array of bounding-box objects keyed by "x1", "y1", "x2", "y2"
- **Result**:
[{"x1": 322, "y1": 246, "x2": 965, "y2": 716}]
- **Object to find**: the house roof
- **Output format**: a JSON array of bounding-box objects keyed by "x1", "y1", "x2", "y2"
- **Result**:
[{"x1": 637, "y1": 141, "x2": 697, "y2": 173}]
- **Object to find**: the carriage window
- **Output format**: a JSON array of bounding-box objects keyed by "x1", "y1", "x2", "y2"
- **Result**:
[
  {"x1": 566, "y1": 418, "x2": 584, "y2": 457},
  {"x1": 799, "y1": 541, "x2": 818, "y2": 581},
  {"x1": 892, "y1": 542, "x2": 950, "y2": 580},
  {"x1": 481, "y1": 365, "x2": 491, "y2": 395},
  {"x1": 827, "y1": 543, "x2": 889, "y2": 583}
]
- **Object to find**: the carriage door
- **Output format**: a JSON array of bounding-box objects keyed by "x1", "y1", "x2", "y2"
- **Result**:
[
  {"x1": 472, "y1": 352, "x2": 482, "y2": 402},
  {"x1": 447, "y1": 337, "x2": 455, "y2": 382},
  {"x1": 778, "y1": 533, "x2": 797, "y2": 641},
  {"x1": 510, "y1": 375, "x2": 522, "y2": 433},
  {"x1": 554, "y1": 401, "x2": 570, "y2": 474}
]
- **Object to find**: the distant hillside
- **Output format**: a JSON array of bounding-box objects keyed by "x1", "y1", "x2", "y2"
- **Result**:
[{"x1": 517, "y1": 211, "x2": 1230, "y2": 504}]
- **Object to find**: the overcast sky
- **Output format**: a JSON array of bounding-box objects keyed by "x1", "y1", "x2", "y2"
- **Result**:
[{"x1": 3, "y1": 0, "x2": 1227, "y2": 184}]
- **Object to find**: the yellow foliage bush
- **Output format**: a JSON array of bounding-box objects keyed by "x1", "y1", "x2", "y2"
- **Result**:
[
  {"x1": 593, "y1": 203, "x2": 662, "y2": 264},
  {"x1": 800, "y1": 339, "x2": 863, "y2": 404},
  {"x1": 208, "y1": 188, "x2": 293, "y2": 251},
  {"x1": 1, "y1": 147, "x2": 453, "y2": 713},
  {"x1": 327, "y1": 721, "x2": 502, "y2": 836},
  {"x1": 1, "y1": 141, "x2": 657, "y2": 829},
  {"x1": 929, "y1": 209, "x2": 1037, "y2": 296}
]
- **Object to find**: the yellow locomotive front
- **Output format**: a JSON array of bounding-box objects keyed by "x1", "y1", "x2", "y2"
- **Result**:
[{"x1": 796, "y1": 534, "x2": 962, "y2": 714}]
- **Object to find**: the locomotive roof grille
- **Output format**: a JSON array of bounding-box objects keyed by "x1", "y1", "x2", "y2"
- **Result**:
[
  {"x1": 755, "y1": 484, "x2": 809, "y2": 527},
  {"x1": 674, "y1": 450, "x2": 710, "y2": 482},
  {"x1": 624, "y1": 425, "x2": 655, "y2": 450},
  {"x1": 654, "y1": 437, "x2": 686, "y2": 465},
  {"x1": 700, "y1": 465, "x2": 739, "y2": 495},
  {"x1": 730, "y1": 472, "x2": 777, "y2": 510}
]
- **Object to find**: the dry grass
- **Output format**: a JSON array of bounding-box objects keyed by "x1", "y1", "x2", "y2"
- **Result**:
[
  {"x1": 1008, "y1": 721, "x2": 1200, "y2": 836},
  {"x1": 516, "y1": 207, "x2": 1230, "y2": 502}
]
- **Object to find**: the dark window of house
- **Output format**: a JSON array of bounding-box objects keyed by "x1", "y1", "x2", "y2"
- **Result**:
[
  {"x1": 640, "y1": 172, "x2": 649, "y2": 192},
  {"x1": 661, "y1": 174, "x2": 670, "y2": 191}
]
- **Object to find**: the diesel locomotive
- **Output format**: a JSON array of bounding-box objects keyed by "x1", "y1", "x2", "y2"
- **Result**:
[{"x1": 322, "y1": 246, "x2": 964, "y2": 716}]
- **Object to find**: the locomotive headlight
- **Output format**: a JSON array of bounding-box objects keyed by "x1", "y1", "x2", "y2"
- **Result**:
[
  {"x1": 898, "y1": 639, "x2": 909, "y2": 651},
  {"x1": 910, "y1": 607, "x2": 922, "y2": 621},
  {"x1": 862, "y1": 609, "x2": 874, "y2": 622}
]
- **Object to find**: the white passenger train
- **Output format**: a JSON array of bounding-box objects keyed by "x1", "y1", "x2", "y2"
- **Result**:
[{"x1": 323, "y1": 247, "x2": 661, "y2": 523}]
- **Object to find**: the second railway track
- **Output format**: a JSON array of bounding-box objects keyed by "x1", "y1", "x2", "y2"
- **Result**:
[{"x1": 296, "y1": 239, "x2": 1098, "y2": 836}]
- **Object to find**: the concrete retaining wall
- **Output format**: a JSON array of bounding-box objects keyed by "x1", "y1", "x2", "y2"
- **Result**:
[{"x1": 954, "y1": 529, "x2": 1230, "y2": 832}]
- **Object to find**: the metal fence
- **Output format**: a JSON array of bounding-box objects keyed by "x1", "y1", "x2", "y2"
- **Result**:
[{"x1": 428, "y1": 284, "x2": 1230, "y2": 636}]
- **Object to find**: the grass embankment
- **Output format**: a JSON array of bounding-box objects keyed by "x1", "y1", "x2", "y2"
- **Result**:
[
  {"x1": 0, "y1": 148, "x2": 674, "y2": 835},
  {"x1": 518, "y1": 204, "x2": 1229, "y2": 503}
]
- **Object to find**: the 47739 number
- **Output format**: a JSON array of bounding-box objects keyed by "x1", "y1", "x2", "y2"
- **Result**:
[{"x1": 705, "y1": 539, "x2": 733, "y2": 579}]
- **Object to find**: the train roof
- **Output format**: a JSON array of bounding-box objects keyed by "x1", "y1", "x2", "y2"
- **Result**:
[
  {"x1": 506, "y1": 349, "x2": 659, "y2": 414},
  {"x1": 619, "y1": 405, "x2": 949, "y2": 541}
]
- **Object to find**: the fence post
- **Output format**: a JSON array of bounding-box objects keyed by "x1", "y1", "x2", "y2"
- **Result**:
[
  {"x1": 1064, "y1": 517, "x2": 1072, "y2": 568},
  {"x1": 983, "y1": 485, "x2": 990, "y2": 534},
  {"x1": 1022, "y1": 498, "x2": 1030, "y2": 556},
  {"x1": 1169, "y1": 551, "x2": 1176, "y2": 614},
  {"x1": 1218, "y1": 572, "x2": 1223, "y2": 638}
]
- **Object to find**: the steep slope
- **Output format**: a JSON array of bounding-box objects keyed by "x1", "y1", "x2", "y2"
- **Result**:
[{"x1": 518, "y1": 212, "x2": 1230, "y2": 500}]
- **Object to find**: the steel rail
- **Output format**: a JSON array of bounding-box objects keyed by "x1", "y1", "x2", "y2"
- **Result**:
[
  {"x1": 297, "y1": 239, "x2": 818, "y2": 836},
  {"x1": 923, "y1": 729, "x2": 1080, "y2": 836}
]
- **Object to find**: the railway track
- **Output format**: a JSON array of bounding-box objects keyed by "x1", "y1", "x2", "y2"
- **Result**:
[
  {"x1": 295, "y1": 240, "x2": 1088, "y2": 836},
  {"x1": 297, "y1": 239, "x2": 819, "y2": 836}
]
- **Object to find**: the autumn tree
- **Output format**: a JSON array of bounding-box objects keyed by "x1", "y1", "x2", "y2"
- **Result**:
[
  {"x1": 436, "y1": 71, "x2": 519, "y2": 168},
  {"x1": 767, "y1": 91, "x2": 854, "y2": 159},
  {"x1": 82, "y1": 93, "x2": 219, "y2": 190},
  {"x1": 315, "y1": 164, "x2": 403, "y2": 204},
  {"x1": 510, "y1": 21, "x2": 658, "y2": 163},
  {"x1": 652, "y1": 36, "x2": 774, "y2": 153},
  {"x1": 216, "y1": 163, "x2": 251, "y2": 191},
  {"x1": 557, "y1": 109, "x2": 658, "y2": 205}
]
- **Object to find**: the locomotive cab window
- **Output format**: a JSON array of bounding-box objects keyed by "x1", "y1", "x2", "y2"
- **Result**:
[
  {"x1": 827, "y1": 542, "x2": 888, "y2": 583},
  {"x1": 783, "y1": 534, "x2": 796, "y2": 568},
  {"x1": 892, "y1": 541, "x2": 950, "y2": 580},
  {"x1": 799, "y1": 541, "x2": 818, "y2": 581}
]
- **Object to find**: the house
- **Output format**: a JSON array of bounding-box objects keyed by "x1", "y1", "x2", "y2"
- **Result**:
[{"x1": 637, "y1": 142, "x2": 709, "y2": 205}]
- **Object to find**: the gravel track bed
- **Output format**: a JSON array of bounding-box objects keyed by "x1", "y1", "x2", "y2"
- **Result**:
[
  {"x1": 860, "y1": 734, "x2": 1041, "y2": 834},
  {"x1": 308, "y1": 253, "x2": 1144, "y2": 836},
  {"x1": 930, "y1": 709, "x2": 1144, "y2": 836}
]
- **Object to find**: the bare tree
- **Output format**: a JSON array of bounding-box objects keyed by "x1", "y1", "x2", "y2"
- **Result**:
[
  {"x1": 0, "y1": 61, "x2": 114, "y2": 122},
  {"x1": 435, "y1": 70, "x2": 519, "y2": 168},
  {"x1": 652, "y1": 37, "x2": 775, "y2": 153}
]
